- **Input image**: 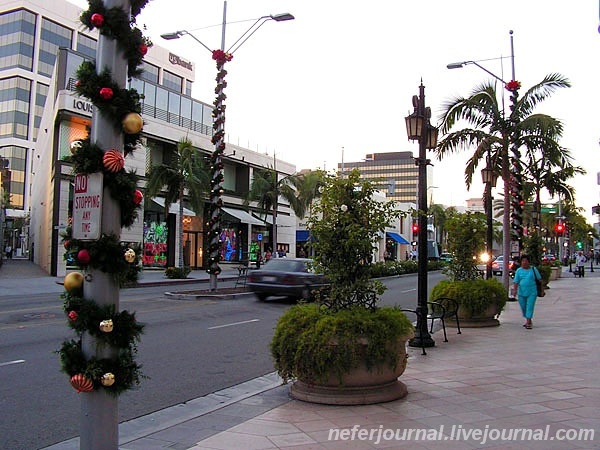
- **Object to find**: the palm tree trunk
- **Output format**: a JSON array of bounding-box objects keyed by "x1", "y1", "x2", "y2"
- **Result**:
[
  {"x1": 178, "y1": 188, "x2": 184, "y2": 268},
  {"x1": 272, "y1": 205, "x2": 278, "y2": 256}
]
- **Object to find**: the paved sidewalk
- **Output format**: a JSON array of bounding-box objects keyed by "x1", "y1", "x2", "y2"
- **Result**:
[
  {"x1": 0, "y1": 257, "x2": 242, "y2": 296},
  {"x1": 42, "y1": 267, "x2": 600, "y2": 450}
]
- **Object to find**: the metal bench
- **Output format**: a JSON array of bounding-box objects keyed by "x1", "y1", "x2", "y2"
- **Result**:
[
  {"x1": 401, "y1": 308, "x2": 427, "y2": 355},
  {"x1": 428, "y1": 297, "x2": 461, "y2": 342}
]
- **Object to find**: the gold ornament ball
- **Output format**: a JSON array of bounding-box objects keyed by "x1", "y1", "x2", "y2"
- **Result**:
[
  {"x1": 122, "y1": 112, "x2": 143, "y2": 134},
  {"x1": 101, "y1": 372, "x2": 115, "y2": 387},
  {"x1": 99, "y1": 319, "x2": 114, "y2": 333},
  {"x1": 124, "y1": 248, "x2": 136, "y2": 263},
  {"x1": 64, "y1": 272, "x2": 84, "y2": 293},
  {"x1": 70, "y1": 140, "x2": 83, "y2": 154}
]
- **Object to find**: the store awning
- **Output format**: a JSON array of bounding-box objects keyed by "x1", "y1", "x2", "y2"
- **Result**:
[
  {"x1": 152, "y1": 198, "x2": 196, "y2": 216},
  {"x1": 252, "y1": 213, "x2": 273, "y2": 225},
  {"x1": 387, "y1": 232, "x2": 410, "y2": 245},
  {"x1": 222, "y1": 207, "x2": 265, "y2": 226},
  {"x1": 296, "y1": 230, "x2": 310, "y2": 242}
]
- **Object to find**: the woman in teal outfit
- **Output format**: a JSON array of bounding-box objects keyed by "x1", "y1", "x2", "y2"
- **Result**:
[{"x1": 512, "y1": 255, "x2": 543, "y2": 329}]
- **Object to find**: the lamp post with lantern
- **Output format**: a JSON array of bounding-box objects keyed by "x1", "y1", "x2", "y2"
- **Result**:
[{"x1": 405, "y1": 81, "x2": 438, "y2": 349}]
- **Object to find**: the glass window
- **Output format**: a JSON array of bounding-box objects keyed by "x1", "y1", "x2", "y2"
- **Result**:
[
  {"x1": 167, "y1": 91, "x2": 180, "y2": 125},
  {"x1": 185, "y1": 79, "x2": 192, "y2": 96},
  {"x1": 162, "y1": 70, "x2": 182, "y2": 93},
  {"x1": 139, "y1": 62, "x2": 159, "y2": 84},
  {"x1": 0, "y1": 76, "x2": 31, "y2": 139},
  {"x1": 33, "y1": 82, "x2": 49, "y2": 141},
  {"x1": 0, "y1": 9, "x2": 35, "y2": 72},
  {"x1": 155, "y1": 86, "x2": 168, "y2": 121},
  {"x1": 38, "y1": 18, "x2": 72, "y2": 77},
  {"x1": 0, "y1": 145, "x2": 27, "y2": 209},
  {"x1": 180, "y1": 96, "x2": 192, "y2": 128},
  {"x1": 76, "y1": 33, "x2": 96, "y2": 59}
]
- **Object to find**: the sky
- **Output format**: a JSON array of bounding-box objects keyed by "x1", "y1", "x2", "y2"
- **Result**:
[{"x1": 70, "y1": 0, "x2": 600, "y2": 222}]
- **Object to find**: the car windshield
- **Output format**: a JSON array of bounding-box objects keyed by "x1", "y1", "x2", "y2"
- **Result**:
[{"x1": 263, "y1": 259, "x2": 308, "y2": 272}]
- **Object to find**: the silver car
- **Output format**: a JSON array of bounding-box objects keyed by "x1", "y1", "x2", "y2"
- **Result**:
[{"x1": 247, "y1": 258, "x2": 328, "y2": 301}]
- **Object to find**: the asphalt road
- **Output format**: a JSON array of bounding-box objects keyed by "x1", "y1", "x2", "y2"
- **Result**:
[{"x1": 0, "y1": 271, "x2": 445, "y2": 450}]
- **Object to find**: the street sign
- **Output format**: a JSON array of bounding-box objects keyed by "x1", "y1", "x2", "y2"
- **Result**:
[
  {"x1": 72, "y1": 173, "x2": 103, "y2": 240},
  {"x1": 541, "y1": 206, "x2": 557, "y2": 213}
]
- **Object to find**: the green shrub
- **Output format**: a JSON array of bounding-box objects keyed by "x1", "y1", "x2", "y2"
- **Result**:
[
  {"x1": 164, "y1": 266, "x2": 191, "y2": 279},
  {"x1": 271, "y1": 303, "x2": 414, "y2": 384},
  {"x1": 430, "y1": 278, "x2": 507, "y2": 317}
]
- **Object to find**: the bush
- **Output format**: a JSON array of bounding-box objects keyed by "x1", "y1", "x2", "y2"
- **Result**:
[
  {"x1": 271, "y1": 303, "x2": 413, "y2": 384},
  {"x1": 164, "y1": 266, "x2": 191, "y2": 279},
  {"x1": 430, "y1": 278, "x2": 507, "y2": 317}
]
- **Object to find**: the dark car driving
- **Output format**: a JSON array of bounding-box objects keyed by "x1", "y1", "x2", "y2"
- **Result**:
[{"x1": 247, "y1": 258, "x2": 328, "y2": 301}]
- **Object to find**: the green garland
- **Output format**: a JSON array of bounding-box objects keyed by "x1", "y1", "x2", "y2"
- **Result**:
[
  {"x1": 80, "y1": 0, "x2": 152, "y2": 77},
  {"x1": 74, "y1": 62, "x2": 142, "y2": 155},
  {"x1": 64, "y1": 138, "x2": 142, "y2": 228}
]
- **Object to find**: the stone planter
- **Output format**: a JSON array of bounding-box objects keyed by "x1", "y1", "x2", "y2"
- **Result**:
[
  {"x1": 550, "y1": 266, "x2": 560, "y2": 280},
  {"x1": 290, "y1": 333, "x2": 413, "y2": 405},
  {"x1": 455, "y1": 303, "x2": 501, "y2": 328}
]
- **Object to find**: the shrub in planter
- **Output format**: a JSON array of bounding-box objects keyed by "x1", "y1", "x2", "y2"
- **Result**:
[
  {"x1": 270, "y1": 170, "x2": 413, "y2": 404},
  {"x1": 431, "y1": 278, "x2": 507, "y2": 321}
]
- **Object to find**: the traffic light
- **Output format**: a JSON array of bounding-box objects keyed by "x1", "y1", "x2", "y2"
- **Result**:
[
  {"x1": 576, "y1": 241, "x2": 583, "y2": 249},
  {"x1": 412, "y1": 223, "x2": 419, "y2": 239},
  {"x1": 555, "y1": 222, "x2": 565, "y2": 236}
]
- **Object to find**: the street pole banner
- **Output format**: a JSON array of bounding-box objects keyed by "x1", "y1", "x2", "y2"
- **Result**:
[{"x1": 73, "y1": 172, "x2": 103, "y2": 240}]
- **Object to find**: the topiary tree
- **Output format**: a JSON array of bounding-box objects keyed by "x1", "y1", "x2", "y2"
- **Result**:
[
  {"x1": 308, "y1": 169, "x2": 401, "y2": 311},
  {"x1": 445, "y1": 212, "x2": 486, "y2": 281}
]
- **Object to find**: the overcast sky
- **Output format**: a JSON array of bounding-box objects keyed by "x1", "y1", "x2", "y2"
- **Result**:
[{"x1": 70, "y1": 0, "x2": 600, "y2": 222}]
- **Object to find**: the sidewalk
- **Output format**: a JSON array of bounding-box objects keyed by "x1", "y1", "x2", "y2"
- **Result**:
[
  {"x1": 42, "y1": 266, "x2": 600, "y2": 449},
  {"x1": 0, "y1": 257, "x2": 242, "y2": 296}
]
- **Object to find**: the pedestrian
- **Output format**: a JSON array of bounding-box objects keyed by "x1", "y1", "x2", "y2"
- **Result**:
[
  {"x1": 512, "y1": 255, "x2": 543, "y2": 330},
  {"x1": 575, "y1": 251, "x2": 586, "y2": 278},
  {"x1": 264, "y1": 249, "x2": 272, "y2": 261},
  {"x1": 5, "y1": 244, "x2": 12, "y2": 260}
]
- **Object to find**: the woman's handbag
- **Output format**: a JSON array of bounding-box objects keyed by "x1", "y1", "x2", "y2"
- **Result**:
[{"x1": 534, "y1": 268, "x2": 545, "y2": 297}]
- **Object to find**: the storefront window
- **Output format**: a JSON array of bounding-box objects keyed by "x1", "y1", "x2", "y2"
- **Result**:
[
  {"x1": 219, "y1": 227, "x2": 242, "y2": 262},
  {"x1": 143, "y1": 215, "x2": 168, "y2": 267}
]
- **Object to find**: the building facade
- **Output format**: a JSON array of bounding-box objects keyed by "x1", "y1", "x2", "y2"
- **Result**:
[{"x1": 6, "y1": 0, "x2": 297, "y2": 276}]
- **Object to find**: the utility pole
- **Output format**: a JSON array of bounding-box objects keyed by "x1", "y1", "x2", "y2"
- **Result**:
[{"x1": 80, "y1": 1, "x2": 129, "y2": 448}]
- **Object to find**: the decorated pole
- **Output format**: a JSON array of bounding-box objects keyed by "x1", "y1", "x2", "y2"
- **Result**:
[{"x1": 57, "y1": 1, "x2": 148, "y2": 449}]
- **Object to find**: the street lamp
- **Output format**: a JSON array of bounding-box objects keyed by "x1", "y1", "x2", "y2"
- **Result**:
[
  {"x1": 405, "y1": 81, "x2": 438, "y2": 349},
  {"x1": 161, "y1": 2, "x2": 294, "y2": 291},
  {"x1": 481, "y1": 161, "x2": 498, "y2": 279}
]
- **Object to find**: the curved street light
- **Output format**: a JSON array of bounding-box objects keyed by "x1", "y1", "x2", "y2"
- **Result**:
[{"x1": 161, "y1": 2, "x2": 293, "y2": 291}]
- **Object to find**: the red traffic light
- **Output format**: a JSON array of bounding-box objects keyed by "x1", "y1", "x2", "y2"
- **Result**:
[
  {"x1": 555, "y1": 223, "x2": 565, "y2": 235},
  {"x1": 412, "y1": 224, "x2": 419, "y2": 233}
]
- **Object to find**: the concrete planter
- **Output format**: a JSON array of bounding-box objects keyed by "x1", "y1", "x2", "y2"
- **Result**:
[
  {"x1": 290, "y1": 333, "x2": 413, "y2": 405},
  {"x1": 550, "y1": 266, "x2": 560, "y2": 280},
  {"x1": 455, "y1": 303, "x2": 502, "y2": 328}
]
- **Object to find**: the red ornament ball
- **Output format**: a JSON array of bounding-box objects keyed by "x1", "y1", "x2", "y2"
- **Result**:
[
  {"x1": 68, "y1": 310, "x2": 78, "y2": 322},
  {"x1": 63, "y1": 240, "x2": 70, "y2": 250},
  {"x1": 140, "y1": 44, "x2": 148, "y2": 55},
  {"x1": 103, "y1": 150, "x2": 125, "y2": 173},
  {"x1": 90, "y1": 13, "x2": 104, "y2": 28},
  {"x1": 133, "y1": 189, "x2": 143, "y2": 205},
  {"x1": 70, "y1": 374, "x2": 94, "y2": 393},
  {"x1": 99, "y1": 87, "x2": 114, "y2": 100},
  {"x1": 77, "y1": 249, "x2": 90, "y2": 265}
]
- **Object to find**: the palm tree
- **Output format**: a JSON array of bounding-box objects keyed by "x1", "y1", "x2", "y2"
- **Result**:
[
  {"x1": 145, "y1": 137, "x2": 210, "y2": 269},
  {"x1": 244, "y1": 169, "x2": 325, "y2": 255},
  {"x1": 436, "y1": 74, "x2": 570, "y2": 288}
]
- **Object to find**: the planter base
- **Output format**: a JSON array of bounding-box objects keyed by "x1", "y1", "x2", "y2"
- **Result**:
[
  {"x1": 452, "y1": 317, "x2": 499, "y2": 328},
  {"x1": 290, "y1": 379, "x2": 408, "y2": 405}
]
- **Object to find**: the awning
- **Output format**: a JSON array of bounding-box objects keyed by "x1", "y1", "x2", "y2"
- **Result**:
[
  {"x1": 387, "y1": 232, "x2": 410, "y2": 245},
  {"x1": 296, "y1": 230, "x2": 310, "y2": 242},
  {"x1": 222, "y1": 207, "x2": 264, "y2": 226},
  {"x1": 152, "y1": 198, "x2": 196, "y2": 216},
  {"x1": 252, "y1": 213, "x2": 273, "y2": 225}
]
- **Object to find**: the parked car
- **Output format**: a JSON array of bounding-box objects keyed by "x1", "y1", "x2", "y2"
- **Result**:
[
  {"x1": 491, "y1": 255, "x2": 515, "y2": 276},
  {"x1": 439, "y1": 252, "x2": 453, "y2": 263},
  {"x1": 542, "y1": 254, "x2": 557, "y2": 262},
  {"x1": 247, "y1": 258, "x2": 329, "y2": 301}
]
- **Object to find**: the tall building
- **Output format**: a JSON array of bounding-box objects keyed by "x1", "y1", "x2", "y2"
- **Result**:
[
  {"x1": 4, "y1": 0, "x2": 298, "y2": 275},
  {"x1": 339, "y1": 151, "x2": 432, "y2": 204}
]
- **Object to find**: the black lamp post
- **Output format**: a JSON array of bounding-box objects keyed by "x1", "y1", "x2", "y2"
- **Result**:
[
  {"x1": 481, "y1": 161, "x2": 498, "y2": 279},
  {"x1": 405, "y1": 82, "x2": 438, "y2": 349}
]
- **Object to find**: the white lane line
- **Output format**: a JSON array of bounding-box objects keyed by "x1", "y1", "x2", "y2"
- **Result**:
[
  {"x1": 401, "y1": 288, "x2": 417, "y2": 293},
  {"x1": 208, "y1": 319, "x2": 259, "y2": 330},
  {"x1": 0, "y1": 359, "x2": 25, "y2": 367}
]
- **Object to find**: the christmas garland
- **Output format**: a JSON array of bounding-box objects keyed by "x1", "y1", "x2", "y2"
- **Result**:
[
  {"x1": 58, "y1": 0, "x2": 149, "y2": 396},
  {"x1": 206, "y1": 50, "x2": 233, "y2": 276}
]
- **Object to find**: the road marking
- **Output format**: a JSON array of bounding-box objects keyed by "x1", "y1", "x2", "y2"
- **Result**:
[
  {"x1": 208, "y1": 319, "x2": 259, "y2": 330},
  {"x1": 0, "y1": 359, "x2": 25, "y2": 367},
  {"x1": 401, "y1": 288, "x2": 417, "y2": 293}
]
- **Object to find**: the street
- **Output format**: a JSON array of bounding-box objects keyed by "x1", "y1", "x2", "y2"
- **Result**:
[{"x1": 0, "y1": 272, "x2": 445, "y2": 449}]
